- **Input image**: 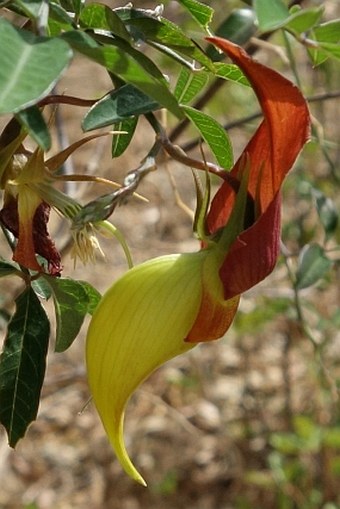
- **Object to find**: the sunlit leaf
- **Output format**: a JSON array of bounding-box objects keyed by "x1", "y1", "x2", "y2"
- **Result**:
[
  {"x1": 313, "y1": 19, "x2": 340, "y2": 43},
  {"x1": 177, "y1": 0, "x2": 214, "y2": 31},
  {"x1": 0, "y1": 287, "x2": 49, "y2": 447},
  {"x1": 254, "y1": 0, "x2": 289, "y2": 31},
  {"x1": 174, "y1": 68, "x2": 209, "y2": 104},
  {"x1": 308, "y1": 20, "x2": 340, "y2": 65},
  {"x1": 182, "y1": 105, "x2": 233, "y2": 169},
  {"x1": 214, "y1": 62, "x2": 249, "y2": 86},
  {"x1": 0, "y1": 18, "x2": 72, "y2": 114},
  {"x1": 116, "y1": 14, "x2": 215, "y2": 71},
  {"x1": 285, "y1": 7, "x2": 324, "y2": 34},
  {"x1": 80, "y1": 2, "x2": 131, "y2": 41},
  {"x1": 316, "y1": 41, "x2": 340, "y2": 61}
]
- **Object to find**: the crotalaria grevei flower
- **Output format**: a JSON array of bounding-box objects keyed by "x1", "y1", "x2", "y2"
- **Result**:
[
  {"x1": 0, "y1": 125, "x2": 113, "y2": 275},
  {"x1": 86, "y1": 38, "x2": 310, "y2": 485},
  {"x1": 0, "y1": 147, "x2": 64, "y2": 275}
]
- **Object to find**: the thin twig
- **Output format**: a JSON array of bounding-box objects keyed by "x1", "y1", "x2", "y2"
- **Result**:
[
  {"x1": 146, "y1": 113, "x2": 241, "y2": 196},
  {"x1": 38, "y1": 94, "x2": 96, "y2": 108}
]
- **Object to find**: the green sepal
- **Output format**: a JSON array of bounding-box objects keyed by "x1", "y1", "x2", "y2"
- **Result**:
[
  {"x1": 216, "y1": 155, "x2": 250, "y2": 255},
  {"x1": 192, "y1": 169, "x2": 211, "y2": 242}
]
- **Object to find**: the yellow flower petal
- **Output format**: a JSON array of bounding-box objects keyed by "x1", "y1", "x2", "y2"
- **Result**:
[{"x1": 86, "y1": 252, "x2": 207, "y2": 485}]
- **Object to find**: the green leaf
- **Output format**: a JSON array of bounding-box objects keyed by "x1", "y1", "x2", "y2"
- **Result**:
[
  {"x1": 177, "y1": 0, "x2": 214, "y2": 31},
  {"x1": 316, "y1": 41, "x2": 340, "y2": 61},
  {"x1": 82, "y1": 84, "x2": 159, "y2": 131},
  {"x1": 206, "y1": 8, "x2": 256, "y2": 60},
  {"x1": 295, "y1": 243, "x2": 332, "y2": 290},
  {"x1": 308, "y1": 20, "x2": 340, "y2": 65},
  {"x1": 13, "y1": 0, "x2": 49, "y2": 30},
  {"x1": 0, "y1": 260, "x2": 20, "y2": 278},
  {"x1": 0, "y1": 287, "x2": 49, "y2": 447},
  {"x1": 214, "y1": 62, "x2": 249, "y2": 87},
  {"x1": 0, "y1": 18, "x2": 72, "y2": 114},
  {"x1": 71, "y1": 0, "x2": 84, "y2": 17},
  {"x1": 15, "y1": 106, "x2": 51, "y2": 151},
  {"x1": 254, "y1": 0, "x2": 289, "y2": 31},
  {"x1": 43, "y1": 276, "x2": 91, "y2": 352},
  {"x1": 62, "y1": 30, "x2": 183, "y2": 119},
  {"x1": 182, "y1": 105, "x2": 233, "y2": 169},
  {"x1": 31, "y1": 277, "x2": 52, "y2": 300},
  {"x1": 118, "y1": 14, "x2": 215, "y2": 71},
  {"x1": 285, "y1": 7, "x2": 324, "y2": 34},
  {"x1": 174, "y1": 68, "x2": 209, "y2": 104},
  {"x1": 59, "y1": 0, "x2": 83, "y2": 17},
  {"x1": 312, "y1": 189, "x2": 338, "y2": 239},
  {"x1": 80, "y1": 2, "x2": 131, "y2": 41},
  {"x1": 77, "y1": 280, "x2": 101, "y2": 315},
  {"x1": 48, "y1": 1, "x2": 76, "y2": 28},
  {"x1": 112, "y1": 117, "x2": 138, "y2": 158},
  {"x1": 313, "y1": 20, "x2": 340, "y2": 43}
]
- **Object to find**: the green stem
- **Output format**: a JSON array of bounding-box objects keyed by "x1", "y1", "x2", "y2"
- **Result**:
[
  {"x1": 99, "y1": 221, "x2": 133, "y2": 269},
  {"x1": 282, "y1": 31, "x2": 302, "y2": 89}
]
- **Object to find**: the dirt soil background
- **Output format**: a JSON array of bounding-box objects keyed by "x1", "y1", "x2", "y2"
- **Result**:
[{"x1": 1, "y1": 2, "x2": 340, "y2": 508}]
